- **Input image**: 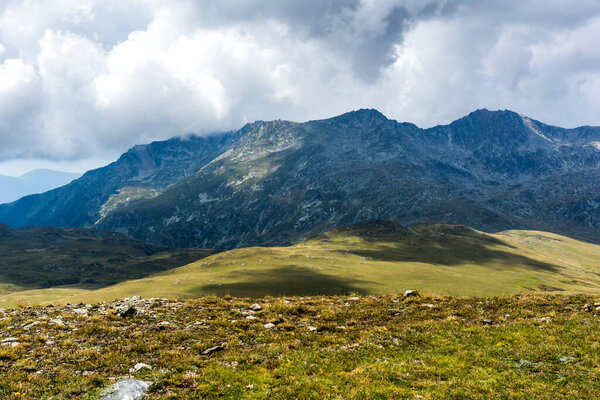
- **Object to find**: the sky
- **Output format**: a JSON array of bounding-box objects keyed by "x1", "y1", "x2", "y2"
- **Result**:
[{"x1": 0, "y1": 0, "x2": 599, "y2": 176}]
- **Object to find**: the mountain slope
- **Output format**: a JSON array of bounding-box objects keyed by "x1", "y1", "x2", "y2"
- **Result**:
[
  {"x1": 0, "y1": 132, "x2": 238, "y2": 227},
  {"x1": 0, "y1": 109, "x2": 598, "y2": 248},
  {"x1": 0, "y1": 169, "x2": 81, "y2": 204},
  {"x1": 5, "y1": 221, "x2": 599, "y2": 306},
  {"x1": 98, "y1": 109, "x2": 600, "y2": 248},
  {"x1": 0, "y1": 223, "x2": 214, "y2": 297}
]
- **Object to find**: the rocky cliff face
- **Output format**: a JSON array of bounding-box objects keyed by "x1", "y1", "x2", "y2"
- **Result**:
[{"x1": 94, "y1": 109, "x2": 599, "y2": 248}]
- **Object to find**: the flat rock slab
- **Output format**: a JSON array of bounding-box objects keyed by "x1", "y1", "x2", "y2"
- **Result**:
[{"x1": 100, "y1": 379, "x2": 151, "y2": 400}]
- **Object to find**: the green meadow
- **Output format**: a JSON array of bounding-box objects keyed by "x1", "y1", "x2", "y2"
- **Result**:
[{"x1": 2, "y1": 222, "x2": 598, "y2": 307}]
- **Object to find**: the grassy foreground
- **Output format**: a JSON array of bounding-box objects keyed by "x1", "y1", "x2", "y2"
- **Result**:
[
  {"x1": 8, "y1": 221, "x2": 599, "y2": 307},
  {"x1": 1, "y1": 294, "x2": 600, "y2": 399}
]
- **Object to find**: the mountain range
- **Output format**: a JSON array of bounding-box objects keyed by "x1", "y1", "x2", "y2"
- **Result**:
[
  {"x1": 0, "y1": 109, "x2": 598, "y2": 248},
  {"x1": 0, "y1": 169, "x2": 81, "y2": 204}
]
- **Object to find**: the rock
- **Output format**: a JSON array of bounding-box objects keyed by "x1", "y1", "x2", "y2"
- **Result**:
[
  {"x1": 157, "y1": 321, "x2": 170, "y2": 330},
  {"x1": 125, "y1": 296, "x2": 142, "y2": 302},
  {"x1": 129, "y1": 363, "x2": 152, "y2": 373},
  {"x1": 245, "y1": 315, "x2": 257, "y2": 320},
  {"x1": 582, "y1": 303, "x2": 593, "y2": 312},
  {"x1": 250, "y1": 304, "x2": 262, "y2": 311},
  {"x1": 50, "y1": 318, "x2": 65, "y2": 327},
  {"x1": 117, "y1": 305, "x2": 138, "y2": 318},
  {"x1": 202, "y1": 345, "x2": 224, "y2": 355},
  {"x1": 307, "y1": 326, "x2": 317, "y2": 332},
  {"x1": 559, "y1": 356, "x2": 575, "y2": 363},
  {"x1": 73, "y1": 308, "x2": 89, "y2": 315},
  {"x1": 422, "y1": 304, "x2": 436, "y2": 308},
  {"x1": 264, "y1": 323, "x2": 275, "y2": 329},
  {"x1": 483, "y1": 319, "x2": 493, "y2": 325},
  {"x1": 540, "y1": 317, "x2": 552, "y2": 323},
  {"x1": 347, "y1": 296, "x2": 360, "y2": 301},
  {"x1": 1, "y1": 337, "x2": 18, "y2": 344},
  {"x1": 403, "y1": 290, "x2": 420, "y2": 298},
  {"x1": 100, "y1": 379, "x2": 151, "y2": 400},
  {"x1": 22, "y1": 320, "x2": 41, "y2": 329}
]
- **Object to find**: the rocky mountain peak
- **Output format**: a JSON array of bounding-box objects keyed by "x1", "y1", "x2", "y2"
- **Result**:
[
  {"x1": 1, "y1": 108, "x2": 598, "y2": 249},
  {"x1": 324, "y1": 108, "x2": 389, "y2": 126}
]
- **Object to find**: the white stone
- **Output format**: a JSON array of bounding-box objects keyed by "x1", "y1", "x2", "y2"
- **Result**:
[
  {"x1": 100, "y1": 379, "x2": 152, "y2": 400},
  {"x1": 129, "y1": 363, "x2": 152, "y2": 373}
]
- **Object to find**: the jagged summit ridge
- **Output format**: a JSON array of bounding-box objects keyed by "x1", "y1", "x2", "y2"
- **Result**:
[{"x1": 0, "y1": 108, "x2": 598, "y2": 248}]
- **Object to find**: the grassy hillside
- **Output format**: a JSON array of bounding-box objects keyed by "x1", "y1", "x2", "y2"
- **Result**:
[
  {"x1": 0, "y1": 224, "x2": 215, "y2": 301},
  {"x1": 3, "y1": 221, "x2": 598, "y2": 307},
  {"x1": 1, "y1": 294, "x2": 600, "y2": 399}
]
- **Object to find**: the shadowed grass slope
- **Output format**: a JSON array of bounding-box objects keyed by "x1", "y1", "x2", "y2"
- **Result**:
[
  {"x1": 0, "y1": 224, "x2": 215, "y2": 299},
  {"x1": 6, "y1": 220, "x2": 598, "y2": 307}
]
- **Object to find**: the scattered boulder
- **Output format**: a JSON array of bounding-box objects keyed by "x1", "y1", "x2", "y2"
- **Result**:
[
  {"x1": 129, "y1": 363, "x2": 152, "y2": 373},
  {"x1": 23, "y1": 320, "x2": 41, "y2": 329},
  {"x1": 582, "y1": 304, "x2": 593, "y2": 312},
  {"x1": 264, "y1": 323, "x2": 275, "y2": 329},
  {"x1": 245, "y1": 315, "x2": 257, "y2": 320},
  {"x1": 100, "y1": 379, "x2": 151, "y2": 400},
  {"x1": 250, "y1": 304, "x2": 262, "y2": 311},
  {"x1": 125, "y1": 296, "x2": 142, "y2": 302},
  {"x1": 558, "y1": 356, "x2": 575, "y2": 363},
  {"x1": 117, "y1": 305, "x2": 138, "y2": 318},
  {"x1": 347, "y1": 296, "x2": 360, "y2": 301},
  {"x1": 483, "y1": 319, "x2": 493, "y2": 325},
  {"x1": 307, "y1": 326, "x2": 317, "y2": 332},
  {"x1": 157, "y1": 321, "x2": 171, "y2": 330},
  {"x1": 49, "y1": 318, "x2": 65, "y2": 327},
  {"x1": 202, "y1": 345, "x2": 224, "y2": 355},
  {"x1": 403, "y1": 290, "x2": 420, "y2": 299}
]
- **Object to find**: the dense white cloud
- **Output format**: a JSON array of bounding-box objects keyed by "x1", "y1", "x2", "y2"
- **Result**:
[{"x1": 0, "y1": 0, "x2": 599, "y2": 174}]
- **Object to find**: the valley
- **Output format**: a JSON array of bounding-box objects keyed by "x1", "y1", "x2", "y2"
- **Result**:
[{"x1": 0, "y1": 224, "x2": 214, "y2": 306}]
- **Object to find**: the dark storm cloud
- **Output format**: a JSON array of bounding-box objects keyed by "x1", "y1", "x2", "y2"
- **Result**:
[{"x1": 0, "y1": 0, "x2": 599, "y2": 174}]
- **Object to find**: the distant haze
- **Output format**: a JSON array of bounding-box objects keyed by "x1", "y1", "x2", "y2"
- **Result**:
[{"x1": 0, "y1": 169, "x2": 81, "y2": 203}]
